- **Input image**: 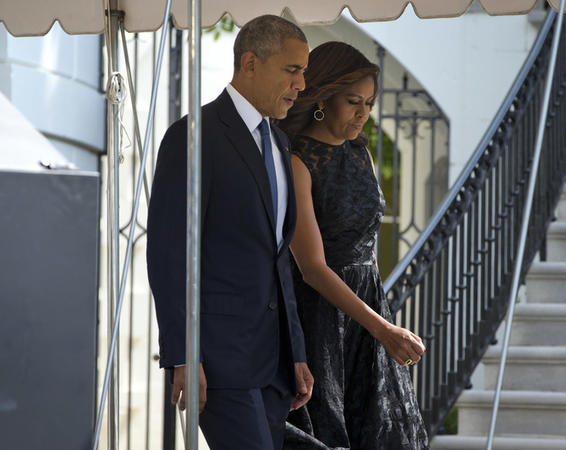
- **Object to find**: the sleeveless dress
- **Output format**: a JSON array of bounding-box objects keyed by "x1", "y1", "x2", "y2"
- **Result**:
[{"x1": 284, "y1": 136, "x2": 429, "y2": 450}]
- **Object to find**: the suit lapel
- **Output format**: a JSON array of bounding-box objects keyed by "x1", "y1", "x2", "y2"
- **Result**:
[{"x1": 216, "y1": 90, "x2": 277, "y2": 234}]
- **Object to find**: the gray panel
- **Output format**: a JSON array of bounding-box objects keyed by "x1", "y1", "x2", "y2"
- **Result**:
[{"x1": 0, "y1": 169, "x2": 99, "y2": 450}]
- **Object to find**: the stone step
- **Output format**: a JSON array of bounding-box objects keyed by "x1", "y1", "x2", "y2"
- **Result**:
[
  {"x1": 432, "y1": 435, "x2": 566, "y2": 449},
  {"x1": 456, "y1": 390, "x2": 566, "y2": 437},
  {"x1": 546, "y1": 222, "x2": 566, "y2": 262},
  {"x1": 525, "y1": 262, "x2": 566, "y2": 303},
  {"x1": 482, "y1": 346, "x2": 566, "y2": 391},
  {"x1": 509, "y1": 303, "x2": 566, "y2": 346},
  {"x1": 555, "y1": 189, "x2": 566, "y2": 221}
]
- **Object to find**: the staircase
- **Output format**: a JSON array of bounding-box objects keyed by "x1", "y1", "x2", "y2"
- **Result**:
[{"x1": 432, "y1": 189, "x2": 566, "y2": 449}]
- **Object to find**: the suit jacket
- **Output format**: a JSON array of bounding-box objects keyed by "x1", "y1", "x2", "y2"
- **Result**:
[{"x1": 146, "y1": 89, "x2": 306, "y2": 389}]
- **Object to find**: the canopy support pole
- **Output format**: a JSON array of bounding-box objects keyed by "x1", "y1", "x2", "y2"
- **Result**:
[
  {"x1": 185, "y1": 0, "x2": 202, "y2": 448},
  {"x1": 486, "y1": 4, "x2": 565, "y2": 449},
  {"x1": 119, "y1": 26, "x2": 151, "y2": 203},
  {"x1": 104, "y1": 2, "x2": 121, "y2": 449}
]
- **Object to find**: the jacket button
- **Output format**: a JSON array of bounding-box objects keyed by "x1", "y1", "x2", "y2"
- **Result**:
[{"x1": 268, "y1": 301, "x2": 277, "y2": 310}]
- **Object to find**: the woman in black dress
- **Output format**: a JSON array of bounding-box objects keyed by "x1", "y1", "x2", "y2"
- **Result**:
[{"x1": 280, "y1": 42, "x2": 430, "y2": 449}]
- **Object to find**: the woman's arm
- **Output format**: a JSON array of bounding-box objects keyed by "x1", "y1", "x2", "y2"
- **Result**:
[{"x1": 290, "y1": 155, "x2": 425, "y2": 365}]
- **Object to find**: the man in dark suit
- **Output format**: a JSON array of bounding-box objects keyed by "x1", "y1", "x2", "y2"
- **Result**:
[{"x1": 146, "y1": 15, "x2": 313, "y2": 450}]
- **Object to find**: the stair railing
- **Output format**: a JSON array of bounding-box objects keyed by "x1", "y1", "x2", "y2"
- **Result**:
[{"x1": 383, "y1": 9, "x2": 566, "y2": 437}]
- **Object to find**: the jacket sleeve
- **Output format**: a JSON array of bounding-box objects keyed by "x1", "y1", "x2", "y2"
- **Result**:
[{"x1": 146, "y1": 117, "x2": 210, "y2": 368}]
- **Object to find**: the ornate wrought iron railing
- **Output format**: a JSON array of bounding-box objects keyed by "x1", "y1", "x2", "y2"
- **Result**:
[
  {"x1": 383, "y1": 10, "x2": 566, "y2": 437},
  {"x1": 372, "y1": 62, "x2": 450, "y2": 279}
]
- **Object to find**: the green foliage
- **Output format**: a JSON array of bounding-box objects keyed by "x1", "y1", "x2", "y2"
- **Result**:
[
  {"x1": 363, "y1": 116, "x2": 396, "y2": 180},
  {"x1": 363, "y1": 115, "x2": 399, "y2": 278},
  {"x1": 204, "y1": 15, "x2": 235, "y2": 40},
  {"x1": 442, "y1": 407, "x2": 458, "y2": 435}
]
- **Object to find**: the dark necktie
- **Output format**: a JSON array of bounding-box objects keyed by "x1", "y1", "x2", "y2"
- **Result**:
[{"x1": 257, "y1": 119, "x2": 278, "y2": 222}]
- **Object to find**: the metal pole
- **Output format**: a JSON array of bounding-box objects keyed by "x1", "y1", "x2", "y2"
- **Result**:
[
  {"x1": 119, "y1": 26, "x2": 151, "y2": 203},
  {"x1": 486, "y1": 5, "x2": 564, "y2": 449},
  {"x1": 376, "y1": 44, "x2": 385, "y2": 263},
  {"x1": 102, "y1": 1, "x2": 121, "y2": 448},
  {"x1": 186, "y1": 0, "x2": 202, "y2": 447},
  {"x1": 111, "y1": 45, "x2": 121, "y2": 450},
  {"x1": 376, "y1": 44, "x2": 385, "y2": 182},
  {"x1": 164, "y1": 24, "x2": 184, "y2": 450},
  {"x1": 93, "y1": 1, "x2": 173, "y2": 448}
]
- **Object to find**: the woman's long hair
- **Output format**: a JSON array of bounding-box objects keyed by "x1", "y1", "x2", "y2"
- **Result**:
[{"x1": 278, "y1": 41, "x2": 380, "y2": 147}]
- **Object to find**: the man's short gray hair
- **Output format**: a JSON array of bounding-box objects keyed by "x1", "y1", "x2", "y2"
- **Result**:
[{"x1": 233, "y1": 15, "x2": 307, "y2": 71}]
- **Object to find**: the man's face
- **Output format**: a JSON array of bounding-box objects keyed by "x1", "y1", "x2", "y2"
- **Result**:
[{"x1": 250, "y1": 38, "x2": 309, "y2": 119}]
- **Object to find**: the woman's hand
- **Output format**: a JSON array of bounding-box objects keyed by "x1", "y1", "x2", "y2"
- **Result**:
[{"x1": 372, "y1": 323, "x2": 426, "y2": 366}]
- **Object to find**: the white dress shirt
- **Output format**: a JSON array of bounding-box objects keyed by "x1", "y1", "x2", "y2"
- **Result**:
[{"x1": 226, "y1": 84, "x2": 288, "y2": 250}]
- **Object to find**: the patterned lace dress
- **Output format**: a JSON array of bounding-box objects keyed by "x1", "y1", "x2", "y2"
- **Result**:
[{"x1": 284, "y1": 135, "x2": 429, "y2": 450}]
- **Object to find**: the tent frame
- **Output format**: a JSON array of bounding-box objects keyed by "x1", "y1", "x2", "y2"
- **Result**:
[
  {"x1": 91, "y1": 0, "x2": 189, "y2": 448},
  {"x1": 92, "y1": 0, "x2": 203, "y2": 446}
]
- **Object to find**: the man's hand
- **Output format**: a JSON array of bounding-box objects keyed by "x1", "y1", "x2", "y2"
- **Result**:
[
  {"x1": 291, "y1": 362, "x2": 313, "y2": 411},
  {"x1": 172, "y1": 363, "x2": 207, "y2": 413}
]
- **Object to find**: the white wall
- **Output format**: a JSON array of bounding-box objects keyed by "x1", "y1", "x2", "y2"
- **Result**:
[
  {"x1": 0, "y1": 22, "x2": 105, "y2": 171},
  {"x1": 200, "y1": 30, "x2": 237, "y2": 105}
]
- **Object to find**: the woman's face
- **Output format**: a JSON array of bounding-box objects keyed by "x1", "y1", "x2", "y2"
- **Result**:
[{"x1": 317, "y1": 75, "x2": 376, "y2": 144}]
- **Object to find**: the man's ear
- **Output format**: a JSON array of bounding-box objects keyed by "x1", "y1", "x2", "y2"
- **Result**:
[
  {"x1": 239, "y1": 51, "x2": 257, "y2": 78},
  {"x1": 317, "y1": 101, "x2": 325, "y2": 110}
]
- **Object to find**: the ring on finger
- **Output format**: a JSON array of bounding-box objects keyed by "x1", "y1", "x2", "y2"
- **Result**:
[{"x1": 404, "y1": 358, "x2": 413, "y2": 366}]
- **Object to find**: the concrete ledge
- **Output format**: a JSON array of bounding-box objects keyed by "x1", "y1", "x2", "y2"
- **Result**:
[
  {"x1": 482, "y1": 346, "x2": 566, "y2": 391},
  {"x1": 527, "y1": 261, "x2": 566, "y2": 277},
  {"x1": 432, "y1": 435, "x2": 566, "y2": 450},
  {"x1": 547, "y1": 222, "x2": 566, "y2": 262},
  {"x1": 555, "y1": 191, "x2": 566, "y2": 221},
  {"x1": 458, "y1": 390, "x2": 566, "y2": 408},
  {"x1": 457, "y1": 390, "x2": 566, "y2": 436},
  {"x1": 484, "y1": 345, "x2": 566, "y2": 363},
  {"x1": 510, "y1": 304, "x2": 566, "y2": 345},
  {"x1": 525, "y1": 262, "x2": 566, "y2": 303},
  {"x1": 548, "y1": 222, "x2": 566, "y2": 235}
]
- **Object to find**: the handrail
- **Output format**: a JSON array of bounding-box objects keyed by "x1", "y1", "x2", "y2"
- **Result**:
[
  {"x1": 382, "y1": 9, "x2": 566, "y2": 437},
  {"x1": 383, "y1": 11, "x2": 555, "y2": 296}
]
